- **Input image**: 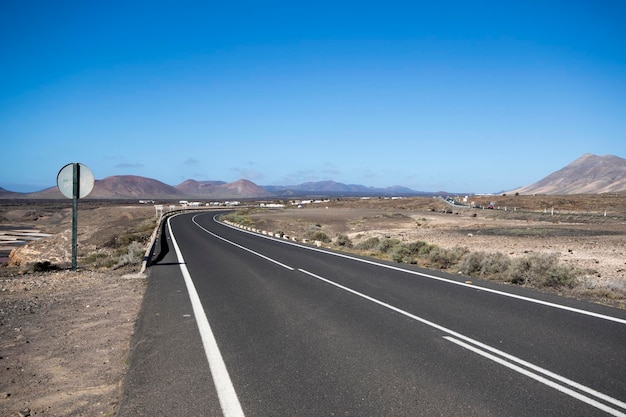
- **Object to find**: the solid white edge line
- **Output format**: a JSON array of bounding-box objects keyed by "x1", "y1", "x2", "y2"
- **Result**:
[
  {"x1": 167, "y1": 216, "x2": 245, "y2": 417},
  {"x1": 443, "y1": 336, "x2": 626, "y2": 417},
  {"x1": 298, "y1": 268, "x2": 626, "y2": 415},
  {"x1": 192, "y1": 215, "x2": 294, "y2": 270},
  {"x1": 215, "y1": 214, "x2": 626, "y2": 325}
]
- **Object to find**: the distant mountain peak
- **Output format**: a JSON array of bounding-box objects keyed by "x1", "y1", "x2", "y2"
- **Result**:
[
  {"x1": 511, "y1": 153, "x2": 626, "y2": 195},
  {"x1": 175, "y1": 178, "x2": 272, "y2": 199}
]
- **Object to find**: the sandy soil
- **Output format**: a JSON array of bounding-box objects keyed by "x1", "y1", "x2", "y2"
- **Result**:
[
  {"x1": 1, "y1": 201, "x2": 152, "y2": 417},
  {"x1": 1, "y1": 270, "x2": 144, "y2": 417},
  {"x1": 1, "y1": 195, "x2": 625, "y2": 416}
]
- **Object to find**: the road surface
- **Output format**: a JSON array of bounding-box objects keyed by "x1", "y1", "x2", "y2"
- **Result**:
[{"x1": 119, "y1": 211, "x2": 626, "y2": 416}]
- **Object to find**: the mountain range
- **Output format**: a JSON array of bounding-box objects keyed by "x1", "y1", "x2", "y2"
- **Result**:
[
  {"x1": 1, "y1": 153, "x2": 625, "y2": 199},
  {"x1": 0, "y1": 177, "x2": 426, "y2": 200}
]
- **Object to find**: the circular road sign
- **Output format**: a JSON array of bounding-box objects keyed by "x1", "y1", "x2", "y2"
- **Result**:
[{"x1": 56, "y1": 163, "x2": 95, "y2": 199}]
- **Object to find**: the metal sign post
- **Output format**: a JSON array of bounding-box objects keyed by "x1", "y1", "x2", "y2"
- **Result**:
[
  {"x1": 71, "y1": 163, "x2": 79, "y2": 270},
  {"x1": 57, "y1": 163, "x2": 94, "y2": 271}
]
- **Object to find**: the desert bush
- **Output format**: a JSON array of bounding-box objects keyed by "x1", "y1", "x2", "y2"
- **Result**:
[
  {"x1": 103, "y1": 219, "x2": 154, "y2": 249},
  {"x1": 377, "y1": 238, "x2": 401, "y2": 253},
  {"x1": 306, "y1": 230, "x2": 331, "y2": 243},
  {"x1": 537, "y1": 263, "x2": 581, "y2": 288},
  {"x1": 84, "y1": 252, "x2": 107, "y2": 263},
  {"x1": 460, "y1": 251, "x2": 511, "y2": 278},
  {"x1": 480, "y1": 252, "x2": 511, "y2": 276},
  {"x1": 428, "y1": 246, "x2": 467, "y2": 269},
  {"x1": 114, "y1": 241, "x2": 145, "y2": 269},
  {"x1": 355, "y1": 237, "x2": 380, "y2": 250},
  {"x1": 388, "y1": 241, "x2": 427, "y2": 263},
  {"x1": 83, "y1": 252, "x2": 113, "y2": 268},
  {"x1": 335, "y1": 234, "x2": 353, "y2": 248},
  {"x1": 506, "y1": 253, "x2": 579, "y2": 288},
  {"x1": 31, "y1": 260, "x2": 60, "y2": 272},
  {"x1": 459, "y1": 251, "x2": 485, "y2": 275},
  {"x1": 391, "y1": 244, "x2": 415, "y2": 263},
  {"x1": 221, "y1": 210, "x2": 254, "y2": 227},
  {"x1": 406, "y1": 241, "x2": 432, "y2": 257}
]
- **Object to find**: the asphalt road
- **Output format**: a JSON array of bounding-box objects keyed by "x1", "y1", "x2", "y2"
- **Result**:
[{"x1": 120, "y1": 211, "x2": 626, "y2": 416}]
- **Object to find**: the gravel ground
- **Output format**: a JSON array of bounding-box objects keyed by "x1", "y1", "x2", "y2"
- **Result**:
[
  {"x1": 1, "y1": 202, "x2": 151, "y2": 417},
  {"x1": 1, "y1": 270, "x2": 145, "y2": 417}
]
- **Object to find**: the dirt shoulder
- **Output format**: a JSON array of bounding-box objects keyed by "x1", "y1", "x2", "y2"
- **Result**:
[
  {"x1": 1, "y1": 270, "x2": 145, "y2": 417},
  {"x1": 1, "y1": 201, "x2": 152, "y2": 417}
]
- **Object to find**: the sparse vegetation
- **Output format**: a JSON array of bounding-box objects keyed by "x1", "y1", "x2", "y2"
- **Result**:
[
  {"x1": 506, "y1": 253, "x2": 581, "y2": 289},
  {"x1": 306, "y1": 230, "x2": 331, "y2": 243},
  {"x1": 82, "y1": 244, "x2": 146, "y2": 270},
  {"x1": 428, "y1": 246, "x2": 468, "y2": 269},
  {"x1": 219, "y1": 197, "x2": 626, "y2": 306},
  {"x1": 221, "y1": 209, "x2": 255, "y2": 227},
  {"x1": 335, "y1": 234, "x2": 353, "y2": 247},
  {"x1": 227, "y1": 210, "x2": 586, "y2": 291},
  {"x1": 459, "y1": 251, "x2": 511, "y2": 278},
  {"x1": 79, "y1": 219, "x2": 154, "y2": 270},
  {"x1": 113, "y1": 241, "x2": 145, "y2": 269},
  {"x1": 355, "y1": 236, "x2": 380, "y2": 250},
  {"x1": 84, "y1": 252, "x2": 117, "y2": 268},
  {"x1": 31, "y1": 260, "x2": 61, "y2": 272},
  {"x1": 378, "y1": 238, "x2": 401, "y2": 253}
]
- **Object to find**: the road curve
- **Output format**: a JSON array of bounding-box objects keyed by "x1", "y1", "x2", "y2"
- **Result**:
[{"x1": 120, "y1": 211, "x2": 626, "y2": 417}]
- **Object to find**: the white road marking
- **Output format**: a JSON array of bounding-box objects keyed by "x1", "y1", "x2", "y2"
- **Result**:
[
  {"x1": 298, "y1": 268, "x2": 626, "y2": 416},
  {"x1": 444, "y1": 337, "x2": 626, "y2": 417},
  {"x1": 192, "y1": 215, "x2": 294, "y2": 270},
  {"x1": 215, "y1": 214, "x2": 626, "y2": 325},
  {"x1": 167, "y1": 216, "x2": 245, "y2": 417}
]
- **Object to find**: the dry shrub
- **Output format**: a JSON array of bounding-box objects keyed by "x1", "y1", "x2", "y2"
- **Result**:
[
  {"x1": 506, "y1": 253, "x2": 580, "y2": 288},
  {"x1": 335, "y1": 234, "x2": 353, "y2": 248},
  {"x1": 306, "y1": 230, "x2": 331, "y2": 243},
  {"x1": 428, "y1": 246, "x2": 468, "y2": 269},
  {"x1": 378, "y1": 238, "x2": 401, "y2": 253},
  {"x1": 356, "y1": 237, "x2": 380, "y2": 250},
  {"x1": 460, "y1": 251, "x2": 510, "y2": 278}
]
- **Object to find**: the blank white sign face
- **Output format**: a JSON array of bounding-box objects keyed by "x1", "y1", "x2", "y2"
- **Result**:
[{"x1": 56, "y1": 163, "x2": 95, "y2": 199}]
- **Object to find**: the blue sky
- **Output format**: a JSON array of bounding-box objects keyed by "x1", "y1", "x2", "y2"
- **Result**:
[{"x1": 1, "y1": 1, "x2": 625, "y2": 193}]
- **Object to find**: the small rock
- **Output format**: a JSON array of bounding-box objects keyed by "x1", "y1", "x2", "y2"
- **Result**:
[{"x1": 18, "y1": 409, "x2": 31, "y2": 417}]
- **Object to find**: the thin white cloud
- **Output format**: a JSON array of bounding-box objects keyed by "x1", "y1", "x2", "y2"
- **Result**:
[
  {"x1": 192, "y1": 172, "x2": 208, "y2": 179},
  {"x1": 322, "y1": 162, "x2": 341, "y2": 176},
  {"x1": 230, "y1": 167, "x2": 265, "y2": 181},
  {"x1": 115, "y1": 163, "x2": 144, "y2": 168},
  {"x1": 281, "y1": 170, "x2": 323, "y2": 185}
]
